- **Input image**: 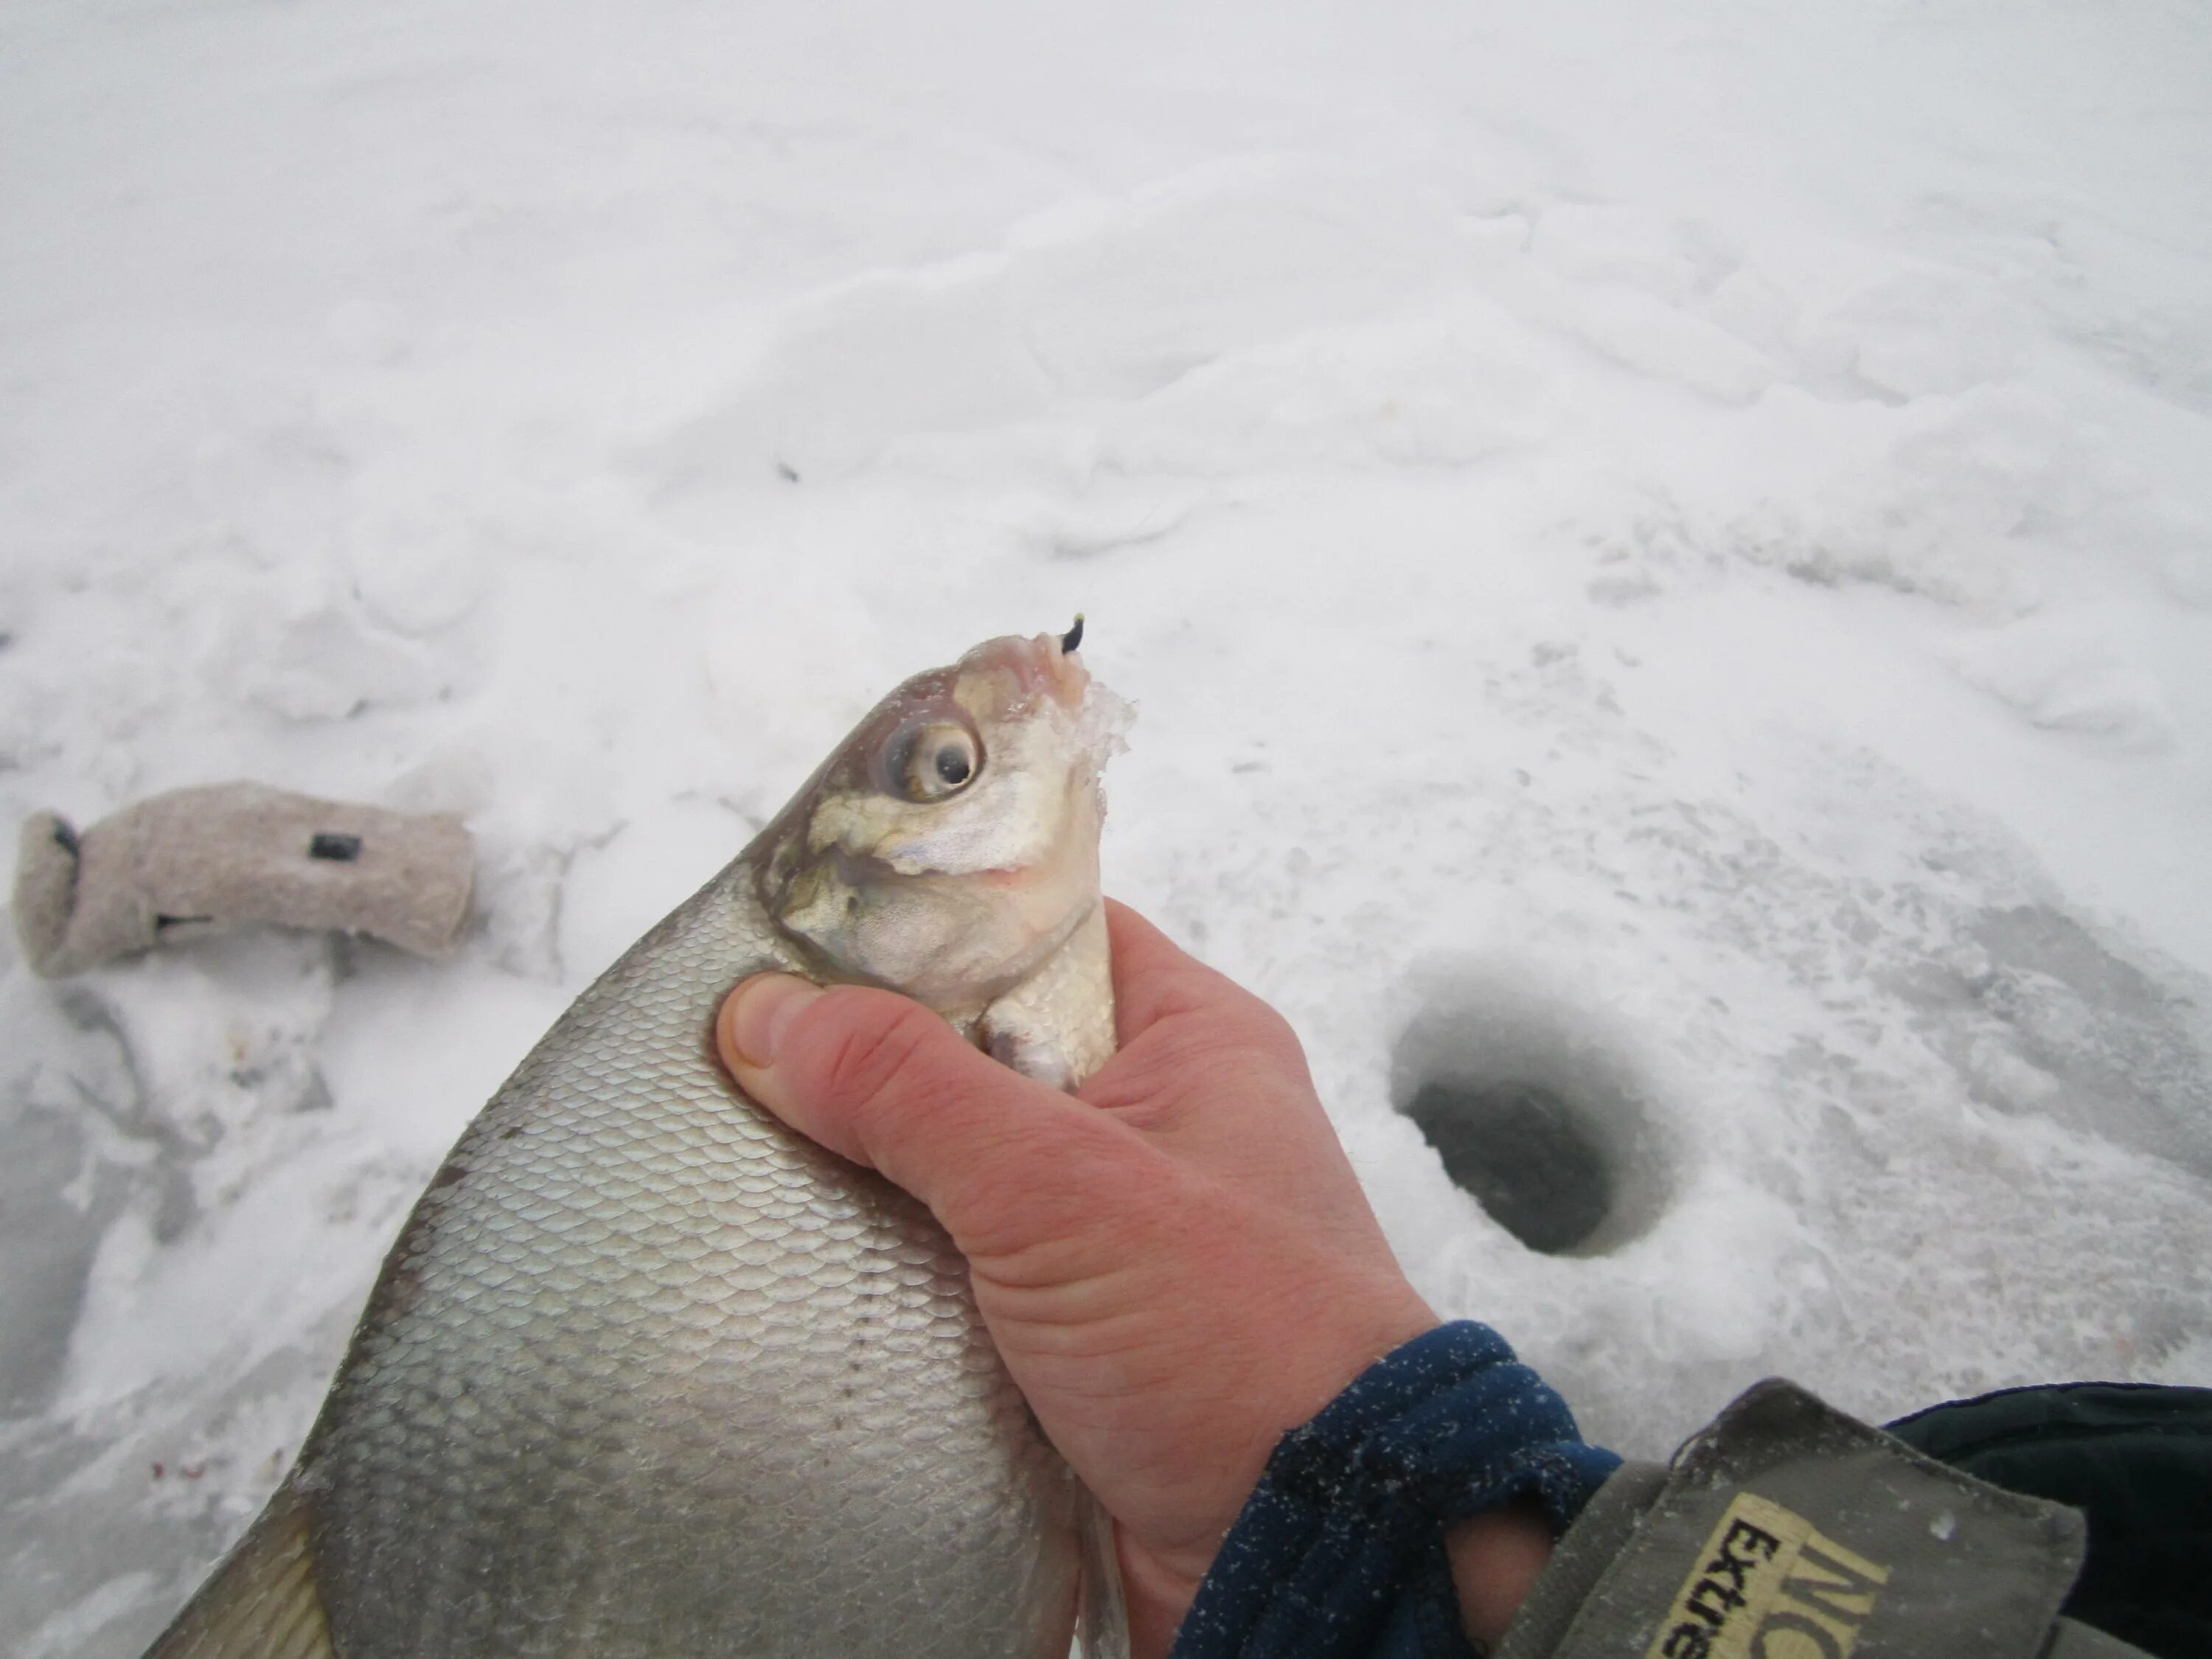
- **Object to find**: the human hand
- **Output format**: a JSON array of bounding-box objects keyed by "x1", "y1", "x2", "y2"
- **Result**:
[{"x1": 716, "y1": 900, "x2": 1548, "y2": 1655}]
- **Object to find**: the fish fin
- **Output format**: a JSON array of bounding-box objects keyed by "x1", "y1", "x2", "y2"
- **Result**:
[
  {"x1": 1075, "y1": 1485, "x2": 1130, "y2": 1659},
  {"x1": 981, "y1": 905, "x2": 1116, "y2": 1093},
  {"x1": 144, "y1": 1478, "x2": 335, "y2": 1659}
]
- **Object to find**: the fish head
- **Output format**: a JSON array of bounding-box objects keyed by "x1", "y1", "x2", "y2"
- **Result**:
[{"x1": 758, "y1": 627, "x2": 1131, "y2": 1015}]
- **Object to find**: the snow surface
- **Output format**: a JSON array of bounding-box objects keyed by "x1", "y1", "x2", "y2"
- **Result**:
[{"x1": 4, "y1": 0, "x2": 2211, "y2": 1651}]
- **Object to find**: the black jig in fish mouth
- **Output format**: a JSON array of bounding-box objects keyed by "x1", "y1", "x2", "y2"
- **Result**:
[{"x1": 1060, "y1": 614, "x2": 1085, "y2": 654}]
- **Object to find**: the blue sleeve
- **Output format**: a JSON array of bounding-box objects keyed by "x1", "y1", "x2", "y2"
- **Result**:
[{"x1": 1169, "y1": 1322, "x2": 1621, "y2": 1659}]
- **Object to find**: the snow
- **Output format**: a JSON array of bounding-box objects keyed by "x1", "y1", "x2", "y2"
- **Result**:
[{"x1": 3, "y1": 0, "x2": 2209, "y2": 1650}]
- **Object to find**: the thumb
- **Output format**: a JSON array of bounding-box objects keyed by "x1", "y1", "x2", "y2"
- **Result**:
[{"x1": 716, "y1": 974, "x2": 1131, "y2": 1244}]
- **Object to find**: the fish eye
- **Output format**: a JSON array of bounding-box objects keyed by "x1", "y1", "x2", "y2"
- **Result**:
[{"x1": 884, "y1": 720, "x2": 982, "y2": 803}]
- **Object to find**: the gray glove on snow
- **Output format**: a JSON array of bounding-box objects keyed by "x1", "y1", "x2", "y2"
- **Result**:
[{"x1": 13, "y1": 782, "x2": 473, "y2": 977}]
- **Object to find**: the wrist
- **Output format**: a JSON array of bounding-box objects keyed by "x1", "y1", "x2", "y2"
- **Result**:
[
  {"x1": 1444, "y1": 1500, "x2": 1555, "y2": 1649},
  {"x1": 1121, "y1": 1539, "x2": 1208, "y2": 1659},
  {"x1": 1168, "y1": 1321, "x2": 1619, "y2": 1658}
]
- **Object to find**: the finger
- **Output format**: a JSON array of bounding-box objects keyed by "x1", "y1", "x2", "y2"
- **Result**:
[
  {"x1": 1101, "y1": 899, "x2": 1290, "y2": 1052},
  {"x1": 716, "y1": 974, "x2": 1138, "y2": 1245},
  {"x1": 1096, "y1": 900, "x2": 1306, "y2": 1101}
]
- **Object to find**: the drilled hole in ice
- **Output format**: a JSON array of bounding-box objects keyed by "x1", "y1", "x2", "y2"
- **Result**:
[
  {"x1": 1402, "y1": 1079, "x2": 1613, "y2": 1255},
  {"x1": 1393, "y1": 969, "x2": 1672, "y2": 1257}
]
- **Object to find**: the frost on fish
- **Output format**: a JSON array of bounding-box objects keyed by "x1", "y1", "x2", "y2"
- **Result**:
[{"x1": 144, "y1": 632, "x2": 1130, "y2": 1659}]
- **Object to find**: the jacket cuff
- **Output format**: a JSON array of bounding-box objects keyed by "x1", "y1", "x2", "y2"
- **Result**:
[
  {"x1": 1172, "y1": 1321, "x2": 1623, "y2": 1659},
  {"x1": 1493, "y1": 1379, "x2": 2137, "y2": 1659}
]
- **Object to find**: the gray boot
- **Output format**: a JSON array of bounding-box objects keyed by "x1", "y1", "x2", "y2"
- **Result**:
[{"x1": 13, "y1": 783, "x2": 474, "y2": 978}]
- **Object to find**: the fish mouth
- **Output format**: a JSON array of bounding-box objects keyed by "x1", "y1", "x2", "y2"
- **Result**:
[{"x1": 964, "y1": 627, "x2": 1091, "y2": 712}]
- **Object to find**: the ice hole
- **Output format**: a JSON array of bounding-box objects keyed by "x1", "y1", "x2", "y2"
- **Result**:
[
  {"x1": 1402, "y1": 1080, "x2": 1612, "y2": 1254},
  {"x1": 1394, "y1": 968, "x2": 1672, "y2": 1256}
]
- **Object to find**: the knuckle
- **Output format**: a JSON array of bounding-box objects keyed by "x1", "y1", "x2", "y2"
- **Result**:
[
  {"x1": 1150, "y1": 966, "x2": 1304, "y2": 1057},
  {"x1": 1172, "y1": 998, "x2": 1303, "y2": 1077},
  {"x1": 804, "y1": 992, "x2": 945, "y2": 1121},
  {"x1": 1234, "y1": 996, "x2": 1303, "y2": 1060},
  {"x1": 1086, "y1": 1001, "x2": 1315, "y2": 1130}
]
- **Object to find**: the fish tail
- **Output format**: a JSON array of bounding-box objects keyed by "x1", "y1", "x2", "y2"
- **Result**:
[
  {"x1": 143, "y1": 1477, "x2": 335, "y2": 1659},
  {"x1": 1076, "y1": 1484, "x2": 1130, "y2": 1659}
]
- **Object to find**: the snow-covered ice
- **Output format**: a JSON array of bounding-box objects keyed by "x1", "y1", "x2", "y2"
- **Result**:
[{"x1": 3, "y1": 0, "x2": 2209, "y2": 1651}]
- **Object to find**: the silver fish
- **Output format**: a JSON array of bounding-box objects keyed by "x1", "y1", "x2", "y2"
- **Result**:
[{"x1": 147, "y1": 627, "x2": 1133, "y2": 1659}]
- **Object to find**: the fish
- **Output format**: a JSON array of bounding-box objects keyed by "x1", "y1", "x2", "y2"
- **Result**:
[{"x1": 146, "y1": 625, "x2": 1134, "y2": 1659}]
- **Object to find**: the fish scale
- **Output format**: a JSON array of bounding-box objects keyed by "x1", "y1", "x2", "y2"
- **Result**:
[
  {"x1": 302, "y1": 865, "x2": 1078, "y2": 1658},
  {"x1": 146, "y1": 631, "x2": 1123, "y2": 1659}
]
